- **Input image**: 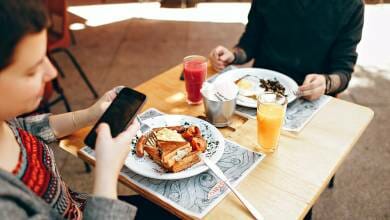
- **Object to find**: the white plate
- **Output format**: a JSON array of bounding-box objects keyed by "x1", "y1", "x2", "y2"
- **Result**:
[
  {"x1": 214, "y1": 68, "x2": 299, "y2": 108},
  {"x1": 125, "y1": 115, "x2": 225, "y2": 180}
]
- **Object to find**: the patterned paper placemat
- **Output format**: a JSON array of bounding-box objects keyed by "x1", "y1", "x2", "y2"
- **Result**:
[
  {"x1": 235, "y1": 95, "x2": 331, "y2": 132},
  {"x1": 80, "y1": 108, "x2": 265, "y2": 219}
]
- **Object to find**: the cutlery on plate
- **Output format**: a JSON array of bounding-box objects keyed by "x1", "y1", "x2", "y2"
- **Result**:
[
  {"x1": 136, "y1": 115, "x2": 151, "y2": 133},
  {"x1": 214, "y1": 91, "x2": 229, "y2": 101},
  {"x1": 289, "y1": 88, "x2": 303, "y2": 98},
  {"x1": 200, "y1": 155, "x2": 264, "y2": 220}
]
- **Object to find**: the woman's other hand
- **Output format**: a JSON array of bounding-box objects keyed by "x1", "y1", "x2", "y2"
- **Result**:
[{"x1": 92, "y1": 120, "x2": 139, "y2": 199}]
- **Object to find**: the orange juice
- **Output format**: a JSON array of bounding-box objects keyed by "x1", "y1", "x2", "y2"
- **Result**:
[{"x1": 256, "y1": 93, "x2": 286, "y2": 153}]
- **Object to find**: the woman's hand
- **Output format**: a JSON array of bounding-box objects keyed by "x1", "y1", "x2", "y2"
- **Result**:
[
  {"x1": 48, "y1": 86, "x2": 125, "y2": 139},
  {"x1": 209, "y1": 46, "x2": 235, "y2": 72},
  {"x1": 92, "y1": 120, "x2": 139, "y2": 199},
  {"x1": 88, "y1": 86, "x2": 124, "y2": 124},
  {"x1": 299, "y1": 74, "x2": 326, "y2": 101}
]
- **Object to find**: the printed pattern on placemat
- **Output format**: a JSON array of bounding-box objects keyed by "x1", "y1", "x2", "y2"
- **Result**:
[
  {"x1": 284, "y1": 96, "x2": 331, "y2": 131},
  {"x1": 81, "y1": 108, "x2": 265, "y2": 219},
  {"x1": 235, "y1": 95, "x2": 331, "y2": 132}
]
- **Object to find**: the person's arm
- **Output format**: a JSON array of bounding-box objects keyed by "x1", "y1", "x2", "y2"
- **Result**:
[
  {"x1": 83, "y1": 197, "x2": 137, "y2": 220},
  {"x1": 11, "y1": 114, "x2": 57, "y2": 143},
  {"x1": 0, "y1": 198, "x2": 34, "y2": 219},
  {"x1": 48, "y1": 108, "x2": 98, "y2": 139},
  {"x1": 299, "y1": 3, "x2": 364, "y2": 100},
  {"x1": 10, "y1": 88, "x2": 119, "y2": 142},
  {"x1": 234, "y1": 0, "x2": 261, "y2": 64},
  {"x1": 326, "y1": 3, "x2": 364, "y2": 94},
  {"x1": 11, "y1": 87, "x2": 119, "y2": 143},
  {"x1": 84, "y1": 122, "x2": 139, "y2": 219},
  {"x1": 49, "y1": 87, "x2": 120, "y2": 139},
  {"x1": 0, "y1": 189, "x2": 137, "y2": 220}
]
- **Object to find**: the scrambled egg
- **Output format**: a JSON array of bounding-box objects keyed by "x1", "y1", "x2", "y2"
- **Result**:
[{"x1": 156, "y1": 128, "x2": 186, "y2": 142}]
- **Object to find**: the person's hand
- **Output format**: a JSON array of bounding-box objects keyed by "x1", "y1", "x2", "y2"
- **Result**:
[
  {"x1": 92, "y1": 120, "x2": 139, "y2": 199},
  {"x1": 95, "y1": 121, "x2": 139, "y2": 176},
  {"x1": 209, "y1": 46, "x2": 235, "y2": 72},
  {"x1": 88, "y1": 86, "x2": 124, "y2": 123},
  {"x1": 298, "y1": 74, "x2": 326, "y2": 101}
]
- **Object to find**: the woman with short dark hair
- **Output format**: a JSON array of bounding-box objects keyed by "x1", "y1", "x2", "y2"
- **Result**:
[{"x1": 0, "y1": 1, "x2": 157, "y2": 219}]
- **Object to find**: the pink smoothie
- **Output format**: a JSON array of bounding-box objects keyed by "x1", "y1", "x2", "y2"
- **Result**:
[{"x1": 183, "y1": 59, "x2": 207, "y2": 104}]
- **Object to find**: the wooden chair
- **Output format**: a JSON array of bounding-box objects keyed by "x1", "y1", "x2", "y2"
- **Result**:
[
  {"x1": 46, "y1": 0, "x2": 98, "y2": 99},
  {"x1": 38, "y1": 79, "x2": 71, "y2": 113}
]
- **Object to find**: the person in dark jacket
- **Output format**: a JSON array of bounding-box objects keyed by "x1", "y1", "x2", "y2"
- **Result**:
[{"x1": 209, "y1": 0, "x2": 364, "y2": 100}]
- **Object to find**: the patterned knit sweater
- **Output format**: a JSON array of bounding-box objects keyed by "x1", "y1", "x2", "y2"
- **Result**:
[{"x1": 8, "y1": 114, "x2": 87, "y2": 220}]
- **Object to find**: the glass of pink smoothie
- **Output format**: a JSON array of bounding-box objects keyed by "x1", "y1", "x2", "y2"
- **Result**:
[{"x1": 183, "y1": 55, "x2": 207, "y2": 105}]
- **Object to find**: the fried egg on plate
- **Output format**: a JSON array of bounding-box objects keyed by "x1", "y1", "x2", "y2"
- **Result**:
[{"x1": 236, "y1": 77, "x2": 264, "y2": 97}]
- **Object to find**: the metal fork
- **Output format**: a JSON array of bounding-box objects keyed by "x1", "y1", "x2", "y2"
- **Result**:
[
  {"x1": 136, "y1": 115, "x2": 151, "y2": 133},
  {"x1": 136, "y1": 116, "x2": 158, "y2": 146},
  {"x1": 144, "y1": 130, "x2": 158, "y2": 146},
  {"x1": 215, "y1": 91, "x2": 229, "y2": 101},
  {"x1": 289, "y1": 88, "x2": 302, "y2": 98}
]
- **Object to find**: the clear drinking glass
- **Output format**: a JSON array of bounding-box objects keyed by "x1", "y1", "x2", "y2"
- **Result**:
[{"x1": 256, "y1": 92, "x2": 287, "y2": 153}]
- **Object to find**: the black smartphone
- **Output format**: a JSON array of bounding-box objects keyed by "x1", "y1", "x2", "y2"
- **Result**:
[{"x1": 84, "y1": 87, "x2": 147, "y2": 149}]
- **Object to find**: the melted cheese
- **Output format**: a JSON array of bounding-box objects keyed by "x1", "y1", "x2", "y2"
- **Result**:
[
  {"x1": 156, "y1": 128, "x2": 186, "y2": 142},
  {"x1": 172, "y1": 148, "x2": 191, "y2": 161}
]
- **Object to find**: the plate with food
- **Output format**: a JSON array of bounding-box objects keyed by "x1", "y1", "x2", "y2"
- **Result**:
[
  {"x1": 213, "y1": 68, "x2": 299, "y2": 108},
  {"x1": 126, "y1": 115, "x2": 225, "y2": 180}
]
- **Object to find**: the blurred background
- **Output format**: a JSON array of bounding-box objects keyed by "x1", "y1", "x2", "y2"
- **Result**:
[{"x1": 47, "y1": 1, "x2": 389, "y2": 219}]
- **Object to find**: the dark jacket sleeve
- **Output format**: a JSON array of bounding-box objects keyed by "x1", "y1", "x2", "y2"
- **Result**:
[
  {"x1": 327, "y1": 2, "x2": 364, "y2": 94},
  {"x1": 83, "y1": 196, "x2": 137, "y2": 220},
  {"x1": 235, "y1": 0, "x2": 261, "y2": 63}
]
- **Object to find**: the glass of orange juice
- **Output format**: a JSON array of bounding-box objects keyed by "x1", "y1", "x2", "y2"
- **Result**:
[{"x1": 256, "y1": 92, "x2": 287, "y2": 153}]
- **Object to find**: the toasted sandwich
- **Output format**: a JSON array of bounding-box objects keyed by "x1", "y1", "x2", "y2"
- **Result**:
[
  {"x1": 139, "y1": 125, "x2": 205, "y2": 173},
  {"x1": 159, "y1": 140, "x2": 192, "y2": 168}
]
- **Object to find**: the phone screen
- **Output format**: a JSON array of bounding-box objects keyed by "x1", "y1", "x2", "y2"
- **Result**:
[{"x1": 84, "y1": 87, "x2": 146, "y2": 148}]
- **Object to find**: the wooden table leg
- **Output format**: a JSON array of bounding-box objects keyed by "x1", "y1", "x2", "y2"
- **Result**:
[
  {"x1": 328, "y1": 175, "x2": 336, "y2": 189},
  {"x1": 304, "y1": 208, "x2": 313, "y2": 220}
]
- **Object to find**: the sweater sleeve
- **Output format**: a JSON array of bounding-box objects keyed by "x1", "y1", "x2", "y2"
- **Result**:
[
  {"x1": 83, "y1": 196, "x2": 137, "y2": 220},
  {"x1": 10, "y1": 114, "x2": 57, "y2": 144},
  {"x1": 0, "y1": 199, "x2": 30, "y2": 220},
  {"x1": 235, "y1": 0, "x2": 261, "y2": 64},
  {"x1": 327, "y1": 2, "x2": 364, "y2": 94}
]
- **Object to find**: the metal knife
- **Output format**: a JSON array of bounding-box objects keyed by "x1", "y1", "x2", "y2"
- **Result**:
[{"x1": 200, "y1": 155, "x2": 264, "y2": 220}]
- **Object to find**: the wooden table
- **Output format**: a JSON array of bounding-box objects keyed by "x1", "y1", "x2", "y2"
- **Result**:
[{"x1": 60, "y1": 64, "x2": 374, "y2": 219}]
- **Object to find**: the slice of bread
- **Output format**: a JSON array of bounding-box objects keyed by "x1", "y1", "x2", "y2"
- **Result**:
[
  {"x1": 158, "y1": 141, "x2": 190, "y2": 160},
  {"x1": 169, "y1": 152, "x2": 201, "y2": 173},
  {"x1": 144, "y1": 146, "x2": 161, "y2": 164},
  {"x1": 159, "y1": 141, "x2": 192, "y2": 168}
]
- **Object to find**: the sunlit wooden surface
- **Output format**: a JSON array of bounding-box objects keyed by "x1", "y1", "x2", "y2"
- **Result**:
[{"x1": 60, "y1": 63, "x2": 374, "y2": 219}]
